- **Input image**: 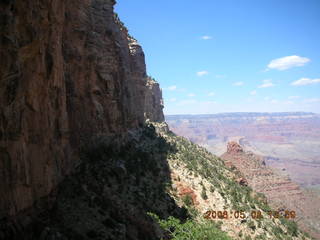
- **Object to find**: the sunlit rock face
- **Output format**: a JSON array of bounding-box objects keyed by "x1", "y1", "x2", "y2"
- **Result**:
[
  {"x1": 144, "y1": 76, "x2": 165, "y2": 122},
  {"x1": 226, "y1": 141, "x2": 244, "y2": 154}
]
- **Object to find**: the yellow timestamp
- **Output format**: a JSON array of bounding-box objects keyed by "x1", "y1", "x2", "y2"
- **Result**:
[{"x1": 203, "y1": 210, "x2": 296, "y2": 220}]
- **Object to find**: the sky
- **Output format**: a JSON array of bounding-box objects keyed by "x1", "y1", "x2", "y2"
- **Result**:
[{"x1": 115, "y1": 0, "x2": 320, "y2": 115}]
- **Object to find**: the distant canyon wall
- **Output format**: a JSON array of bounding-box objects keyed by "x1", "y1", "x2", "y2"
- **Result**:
[
  {"x1": 166, "y1": 113, "x2": 320, "y2": 186},
  {"x1": 166, "y1": 112, "x2": 320, "y2": 143},
  {"x1": 0, "y1": 0, "x2": 163, "y2": 217}
]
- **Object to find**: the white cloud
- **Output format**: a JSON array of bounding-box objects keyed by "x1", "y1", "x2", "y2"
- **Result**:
[
  {"x1": 169, "y1": 98, "x2": 177, "y2": 102},
  {"x1": 267, "y1": 55, "x2": 310, "y2": 71},
  {"x1": 304, "y1": 98, "x2": 320, "y2": 103},
  {"x1": 264, "y1": 97, "x2": 270, "y2": 101},
  {"x1": 258, "y1": 79, "x2": 275, "y2": 88},
  {"x1": 167, "y1": 85, "x2": 177, "y2": 91},
  {"x1": 201, "y1": 36, "x2": 212, "y2": 40},
  {"x1": 270, "y1": 99, "x2": 278, "y2": 104},
  {"x1": 208, "y1": 92, "x2": 215, "y2": 96},
  {"x1": 250, "y1": 90, "x2": 257, "y2": 95},
  {"x1": 291, "y1": 78, "x2": 320, "y2": 86},
  {"x1": 233, "y1": 81, "x2": 244, "y2": 86},
  {"x1": 215, "y1": 74, "x2": 226, "y2": 79},
  {"x1": 288, "y1": 96, "x2": 300, "y2": 99},
  {"x1": 197, "y1": 71, "x2": 209, "y2": 77},
  {"x1": 187, "y1": 93, "x2": 196, "y2": 97}
]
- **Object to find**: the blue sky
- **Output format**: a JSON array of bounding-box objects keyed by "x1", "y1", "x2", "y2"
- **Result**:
[{"x1": 115, "y1": 0, "x2": 320, "y2": 114}]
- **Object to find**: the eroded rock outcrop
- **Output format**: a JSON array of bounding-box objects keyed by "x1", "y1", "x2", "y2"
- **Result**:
[
  {"x1": 144, "y1": 77, "x2": 164, "y2": 122},
  {"x1": 226, "y1": 141, "x2": 243, "y2": 154},
  {"x1": 221, "y1": 141, "x2": 320, "y2": 239},
  {"x1": 0, "y1": 0, "x2": 163, "y2": 220}
]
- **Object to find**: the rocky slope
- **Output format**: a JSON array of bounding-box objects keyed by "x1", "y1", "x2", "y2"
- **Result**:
[
  {"x1": 1, "y1": 122, "x2": 312, "y2": 239},
  {"x1": 0, "y1": 1, "x2": 314, "y2": 239},
  {"x1": 221, "y1": 141, "x2": 320, "y2": 239}
]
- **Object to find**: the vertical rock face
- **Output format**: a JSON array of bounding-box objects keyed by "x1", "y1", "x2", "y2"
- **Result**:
[
  {"x1": 0, "y1": 0, "x2": 163, "y2": 217},
  {"x1": 144, "y1": 77, "x2": 165, "y2": 122}
]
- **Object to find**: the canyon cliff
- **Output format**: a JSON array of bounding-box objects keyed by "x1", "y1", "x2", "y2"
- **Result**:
[
  {"x1": 144, "y1": 77, "x2": 164, "y2": 122},
  {"x1": 0, "y1": 1, "x2": 314, "y2": 240},
  {"x1": 166, "y1": 113, "x2": 320, "y2": 189},
  {"x1": 0, "y1": 0, "x2": 163, "y2": 218},
  {"x1": 221, "y1": 141, "x2": 320, "y2": 239}
]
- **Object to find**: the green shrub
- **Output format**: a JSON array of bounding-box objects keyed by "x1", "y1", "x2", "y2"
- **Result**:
[
  {"x1": 182, "y1": 194, "x2": 193, "y2": 207},
  {"x1": 272, "y1": 226, "x2": 284, "y2": 238},
  {"x1": 148, "y1": 213, "x2": 231, "y2": 240},
  {"x1": 201, "y1": 187, "x2": 208, "y2": 200},
  {"x1": 247, "y1": 220, "x2": 256, "y2": 231},
  {"x1": 188, "y1": 207, "x2": 199, "y2": 218},
  {"x1": 281, "y1": 219, "x2": 298, "y2": 237}
]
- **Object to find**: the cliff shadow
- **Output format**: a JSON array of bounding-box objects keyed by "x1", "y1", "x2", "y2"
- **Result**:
[{"x1": 35, "y1": 124, "x2": 188, "y2": 240}]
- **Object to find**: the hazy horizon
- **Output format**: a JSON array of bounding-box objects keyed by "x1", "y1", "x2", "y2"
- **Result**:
[{"x1": 165, "y1": 111, "x2": 320, "y2": 116}]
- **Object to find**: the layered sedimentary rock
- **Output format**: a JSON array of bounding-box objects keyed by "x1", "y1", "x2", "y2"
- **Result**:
[
  {"x1": 222, "y1": 142, "x2": 298, "y2": 200},
  {"x1": 144, "y1": 77, "x2": 164, "y2": 122},
  {"x1": 0, "y1": 0, "x2": 163, "y2": 218},
  {"x1": 166, "y1": 113, "x2": 320, "y2": 188},
  {"x1": 221, "y1": 141, "x2": 320, "y2": 239}
]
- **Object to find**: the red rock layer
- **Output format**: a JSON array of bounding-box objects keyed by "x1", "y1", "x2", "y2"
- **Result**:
[
  {"x1": 222, "y1": 142, "x2": 320, "y2": 239},
  {"x1": 0, "y1": 0, "x2": 164, "y2": 217}
]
